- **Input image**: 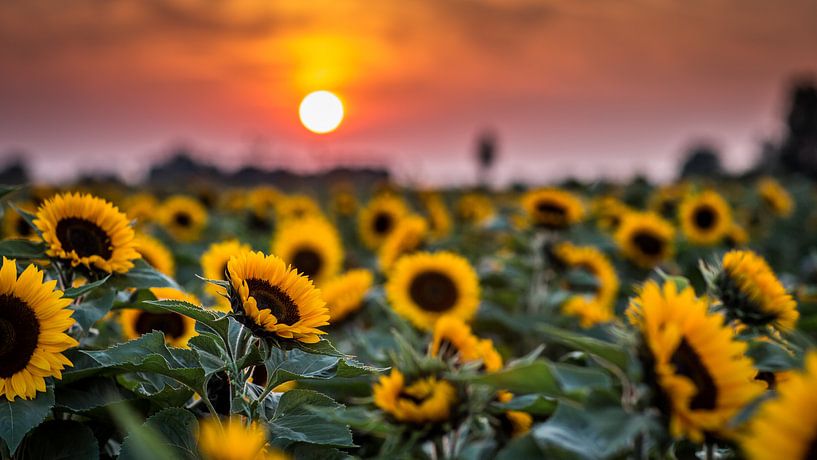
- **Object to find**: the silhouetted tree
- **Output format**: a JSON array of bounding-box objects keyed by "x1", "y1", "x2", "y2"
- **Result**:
[
  {"x1": 0, "y1": 154, "x2": 29, "y2": 185},
  {"x1": 780, "y1": 79, "x2": 817, "y2": 177},
  {"x1": 679, "y1": 144, "x2": 723, "y2": 179},
  {"x1": 475, "y1": 130, "x2": 497, "y2": 187}
]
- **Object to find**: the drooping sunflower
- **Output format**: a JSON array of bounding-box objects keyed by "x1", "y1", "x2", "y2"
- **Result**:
[
  {"x1": 420, "y1": 193, "x2": 452, "y2": 240},
  {"x1": 120, "y1": 287, "x2": 199, "y2": 348},
  {"x1": 321, "y1": 269, "x2": 373, "y2": 322},
  {"x1": 198, "y1": 416, "x2": 290, "y2": 460},
  {"x1": 378, "y1": 215, "x2": 428, "y2": 272},
  {"x1": 741, "y1": 352, "x2": 817, "y2": 460},
  {"x1": 552, "y1": 242, "x2": 619, "y2": 308},
  {"x1": 497, "y1": 391, "x2": 533, "y2": 438},
  {"x1": 34, "y1": 192, "x2": 141, "y2": 274},
  {"x1": 133, "y1": 233, "x2": 175, "y2": 276},
  {"x1": 358, "y1": 195, "x2": 410, "y2": 249},
  {"x1": 373, "y1": 369, "x2": 457, "y2": 424},
  {"x1": 275, "y1": 194, "x2": 322, "y2": 222},
  {"x1": 455, "y1": 193, "x2": 495, "y2": 226},
  {"x1": 715, "y1": 250, "x2": 798, "y2": 331},
  {"x1": 227, "y1": 251, "x2": 329, "y2": 343},
  {"x1": 386, "y1": 251, "x2": 480, "y2": 330},
  {"x1": 0, "y1": 258, "x2": 78, "y2": 401},
  {"x1": 522, "y1": 188, "x2": 584, "y2": 230},
  {"x1": 271, "y1": 217, "x2": 343, "y2": 284},
  {"x1": 627, "y1": 281, "x2": 763, "y2": 442},
  {"x1": 201, "y1": 240, "x2": 252, "y2": 311},
  {"x1": 121, "y1": 193, "x2": 158, "y2": 226},
  {"x1": 430, "y1": 315, "x2": 502, "y2": 372},
  {"x1": 678, "y1": 191, "x2": 733, "y2": 246},
  {"x1": 158, "y1": 195, "x2": 208, "y2": 242},
  {"x1": 757, "y1": 177, "x2": 793, "y2": 218},
  {"x1": 614, "y1": 211, "x2": 675, "y2": 269},
  {"x1": 2, "y1": 202, "x2": 37, "y2": 240}
]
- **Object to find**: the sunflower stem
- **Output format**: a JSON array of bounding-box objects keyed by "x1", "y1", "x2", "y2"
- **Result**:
[
  {"x1": 705, "y1": 442, "x2": 715, "y2": 460},
  {"x1": 201, "y1": 393, "x2": 222, "y2": 428}
]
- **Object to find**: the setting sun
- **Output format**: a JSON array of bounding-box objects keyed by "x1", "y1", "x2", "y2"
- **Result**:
[{"x1": 299, "y1": 90, "x2": 344, "y2": 134}]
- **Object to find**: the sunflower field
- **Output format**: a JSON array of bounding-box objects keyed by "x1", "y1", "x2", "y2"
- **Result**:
[{"x1": 0, "y1": 176, "x2": 815, "y2": 460}]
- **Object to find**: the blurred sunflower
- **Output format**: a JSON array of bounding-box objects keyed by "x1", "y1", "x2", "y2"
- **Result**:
[
  {"x1": 275, "y1": 194, "x2": 322, "y2": 222},
  {"x1": 456, "y1": 193, "x2": 495, "y2": 226},
  {"x1": 201, "y1": 240, "x2": 252, "y2": 311},
  {"x1": 497, "y1": 391, "x2": 533, "y2": 438},
  {"x1": 522, "y1": 188, "x2": 584, "y2": 230},
  {"x1": 2, "y1": 202, "x2": 37, "y2": 240},
  {"x1": 373, "y1": 369, "x2": 457, "y2": 424},
  {"x1": 715, "y1": 250, "x2": 798, "y2": 331},
  {"x1": 120, "y1": 287, "x2": 199, "y2": 348},
  {"x1": 420, "y1": 193, "x2": 452, "y2": 240},
  {"x1": 219, "y1": 188, "x2": 249, "y2": 213},
  {"x1": 741, "y1": 352, "x2": 817, "y2": 460},
  {"x1": 271, "y1": 217, "x2": 343, "y2": 284},
  {"x1": 198, "y1": 416, "x2": 290, "y2": 460},
  {"x1": 386, "y1": 251, "x2": 480, "y2": 330},
  {"x1": 757, "y1": 177, "x2": 794, "y2": 218},
  {"x1": 133, "y1": 233, "x2": 175, "y2": 276},
  {"x1": 35, "y1": 192, "x2": 140, "y2": 274},
  {"x1": 358, "y1": 195, "x2": 410, "y2": 249},
  {"x1": 615, "y1": 211, "x2": 675, "y2": 269},
  {"x1": 228, "y1": 251, "x2": 329, "y2": 343},
  {"x1": 591, "y1": 196, "x2": 632, "y2": 232},
  {"x1": 321, "y1": 269, "x2": 373, "y2": 322},
  {"x1": 430, "y1": 315, "x2": 502, "y2": 372},
  {"x1": 562, "y1": 296, "x2": 614, "y2": 328},
  {"x1": 245, "y1": 186, "x2": 281, "y2": 230},
  {"x1": 121, "y1": 192, "x2": 158, "y2": 226},
  {"x1": 649, "y1": 183, "x2": 689, "y2": 219},
  {"x1": 378, "y1": 215, "x2": 428, "y2": 272},
  {"x1": 0, "y1": 258, "x2": 78, "y2": 401},
  {"x1": 678, "y1": 191, "x2": 732, "y2": 246},
  {"x1": 552, "y1": 242, "x2": 619, "y2": 308},
  {"x1": 330, "y1": 182, "x2": 358, "y2": 217},
  {"x1": 158, "y1": 195, "x2": 208, "y2": 242},
  {"x1": 724, "y1": 222, "x2": 749, "y2": 248},
  {"x1": 627, "y1": 281, "x2": 763, "y2": 442}
]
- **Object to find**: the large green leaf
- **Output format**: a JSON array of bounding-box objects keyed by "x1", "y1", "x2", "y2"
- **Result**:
[
  {"x1": 535, "y1": 324, "x2": 629, "y2": 369},
  {"x1": 268, "y1": 389, "x2": 355, "y2": 448},
  {"x1": 64, "y1": 275, "x2": 111, "y2": 299},
  {"x1": 0, "y1": 185, "x2": 21, "y2": 200},
  {"x1": 70, "y1": 287, "x2": 116, "y2": 331},
  {"x1": 0, "y1": 385, "x2": 55, "y2": 454},
  {"x1": 263, "y1": 348, "x2": 384, "y2": 389},
  {"x1": 143, "y1": 299, "x2": 230, "y2": 344},
  {"x1": 16, "y1": 420, "x2": 99, "y2": 460},
  {"x1": 55, "y1": 377, "x2": 136, "y2": 412},
  {"x1": 110, "y1": 259, "x2": 179, "y2": 290},
  {"x1": 459, "y1": 360, "x2": 612, "y2": 396},
  {"x1": 118, "y1": 407, "x2": 199, "y2": 460},
  {"x1": 0, "y1": 239, "x2": 46, "y2": 259}
]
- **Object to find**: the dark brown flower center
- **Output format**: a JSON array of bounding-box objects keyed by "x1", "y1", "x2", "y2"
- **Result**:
[
  {"x1": 291, "y1": 248, "x2": 323, "y2": 279},
  {"x1": 409, "y1": 271, "x2": 458, "y2": 312},
  {"x1": 56, "y1": 217, "x2": 112, "y2": 258},
  {"x1": 15, "y1": 216, "x2": 32, "y2": 237},
  {"x1": 693, "y1": 205, "x2": 717, "y2": 230},
  {"x1": 134, "y1": 312, "x2": 186, "y2": 339},
  {"x1": 246, "y1": 278, "x2": 301, "y2": 325},
  {"x1": 536, "y1": 201, "x2": 567, "y2": 220},
  {"x1": 174, "y1": 211, "x2": 192, "y2": 228},
  {"x1": 373, "y1": 212, "x2": 393, "y2": 235},
  {"x1": 632, "y1": 231, "x2": 664, "y2": 257},
  {"x1": 670, "y1": 338, "x2": 717, "y2": 410},
  {"x1": 0, "y1": 294, "x2": 41, "y2": 378}
]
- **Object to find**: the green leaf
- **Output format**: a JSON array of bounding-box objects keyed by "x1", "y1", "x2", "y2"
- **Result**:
[
  {"x1": 493, "y1": 394, "x2": 557, "y2": 416},
  {"x1": 293, "y1": 338, "x2": 345, "y2": 357},
  {"x1": 0, "y1": 385, "x2": 55, "y2": 454},
  {"x1": 310, "y1": 406, "x2": 397, "y2": 437},
  {"x1": 64, "y1": 275, "x2": 110, "y2": 298},
  {"x1": 535, "y1": 324, "x2": 628, "y2": 369},
  {"x1": 55, "y1": 377, "x2": 136, "y2": 412},
  {"x1": 188, "y1": 333, "x2": 228, "y2": 376},
  {"x1": 143, "y1": 299, "x2": 230, "y2": 344},
  {"x1": 747, "y1": 340, "x2": 799, "y2": 372},
  {"x1": 70, "y1": 287, "x2": 116, "y2": 331},
  {"x1": 496, "y1": 434, "x2": 543, "y2": 460},
  {"x1": 263, "y1": 348, "x2": 384, "y2": 388},
  {"x1": 0, "y1": 239, "x2": 46, "y2": 259},
  {"x1": 118, "y1": 407, "x2": 199, "y2": 460},
  {"x1": 458, "y1": 360, "x2": 612, "y2": 397},
  {"x1": 0, "y1": 185, "x2": 21, "y2": 200},
  {"x1": 117, "y1": 373, "x2": 194, "y2": 408},
  {"x1": 268, "y1": 389, "x2": 355, "y2": 448},
  {"x1": 110, "y1": 259, "x2": 179, "y2": 290},
  {"x1": 17, "y1": 420, "x2": 99, "y2": 460}
]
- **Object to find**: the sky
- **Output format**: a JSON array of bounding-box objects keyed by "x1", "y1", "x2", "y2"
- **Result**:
[{"x1": 1, "y1": 0, "x2": 816, "y2": 186}]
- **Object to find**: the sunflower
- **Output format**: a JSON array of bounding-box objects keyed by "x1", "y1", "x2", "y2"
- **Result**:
[
  {"x1": 522, "y1": 188, "x2": 584, "y2": 230},
  {"x1": 198, "y1": 416, "x2": 290, "y2": 460},
  {"x1": 227, "y1": 251, "x2": 329, "y2": 343},
  {"x1": 591, "y1": 196, "x2": 632, "y2": 232},
  {"x1": 321, "y1": 269, "x2": 373, "y2": 322},
  {"x1": 614, "y1": 211, "x2": 675, "y2": 269},
  {"x1": 420, "y1": 193, "x2": 452, "y2": 240},
  {"x1": 724, "y1": 223, "x2": 749, "y2": 248},
  {"x1": 271, "y1": 217, "x2": 343, "y2": 284},
  {"x1": 378, "y1": 215, "x2": 428, "y2": 272},
  {"x1": 456, "y1": 193, "x2": 495, "y2": 226},
  {"x1": 627, "y1": 281, "x2": 763, "y2": 442},
  {"x1": 497, "y1": 391, "x2": 533, "y2": 438},
  {"x1": 678, "y1": 191, "x2": 732, "y2": 246},
  {"x1": 247, "y1": 186, "x2": 281, "y2": 220},
  {"x1": 386, "y1": 251, "x2": 480, "y2": 330},
  {"x1": 121, "y1": 193, "x2": 158, "y2": 226},
  {"x1": 0, "y1": 258, "x2": 78, "y2": 400},
  {"x1": 2, "y1": 201, "x2": 37, "y2": 240},
  {"x1": 741, "y1": 352, "x2": 817, "y2": 460},
  {"x1": 201, "y1": 240, "x2": 252, "y2": 311},
  {"x1": 715, "y1": 250, "x2": 798, "y2": 331},
  {"x1": 158, "y1": 195, "x2": 208, "y2": 242},
  {"x1": 120, "y1": 287, "x2": 199, "y2": 348},
  {"x1": 133, "y1": 233, "x2": 175, "y2": 276},
  {"x1": 373, "y1": 369, "x2": 457, "y2": 424},
  {"x1": 757, "y1": 177, "x2": 793, "y2": 218},
  {"x1": 330, "y1": 182, "x2": 358, "y2": 217},
  {"x1": 552, "y1": 242, "x2": 619, "y2": 308},
  {"x1": 358, "y1": 195, "x2": 410, "y2": 249},
  {"x1": 649, "y1": 183, "x2": 689, "y2": 219},
  {"x1": 562, "y1": 296, "x2": 615, "y2": 328},
  {"x1": 34, "y1": 192, "x2": 140, "y2": 274},
  {"x1": 275, "y1": 194, "x2": 322, "y2": 222}
]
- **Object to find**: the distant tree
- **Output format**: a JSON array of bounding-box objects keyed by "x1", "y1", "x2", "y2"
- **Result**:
[
  {"x1": 475, "y1": 130, "x2": 497, "y2": 187},
  {"x1": 779, "y1": 79, "x2": 817, "y2": 177},
  {"x1": 0, "y1": 153, "x2": 29, "y2": 185},
  {"x1": 679, "y1": 144, "x2": 723, "y2": 179}
]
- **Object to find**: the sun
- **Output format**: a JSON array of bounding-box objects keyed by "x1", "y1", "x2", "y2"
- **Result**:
[{"x1": 299, "y1": 90, "x2": 344, "y2": 134}]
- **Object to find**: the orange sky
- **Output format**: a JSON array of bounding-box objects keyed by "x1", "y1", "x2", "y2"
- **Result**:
[{"x1": 1, "y1": 0, "x2": 816, "y2": 185}]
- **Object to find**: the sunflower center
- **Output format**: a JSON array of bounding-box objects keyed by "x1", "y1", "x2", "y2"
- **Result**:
[
  {"x1": 409, "y1": 271, "x2": 459, "y2": 313},
  {"x1": 632, "y1": 232, "x2": 664, "y2": 257},
  {"x1": 245, "y1": 279, "x2": 301, "y2": 325},
  {"x1": 670, "y1": 338, "x2": 717, "y2": 410},
  {"x1": 693, "y1": 206, "x2": 717, "y2": 230},
  {"x1": 291, "y1": 248, "x2": 323, "y2": 279},
  {"x1": 56, "y1": 217, "x2": 112, "y2": 258},
  {"x1": 15, "y1": 217, "x2": 32, "y2": 237},
  {"x1": 0, "y1": 294, "x2": 41, "y2": 378},
  {"x1": 134, "y1": 312, "x2": 186, "y2": 339},
  {"x1": 536, "y1": 202, "x2": 567, "y2": 221},
  {"x1": 174, "y1": 212, "x2": 192, "y2": 228},
  {"x1": 373, "y1": 213, "x2": 393, "y2": 235}
]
